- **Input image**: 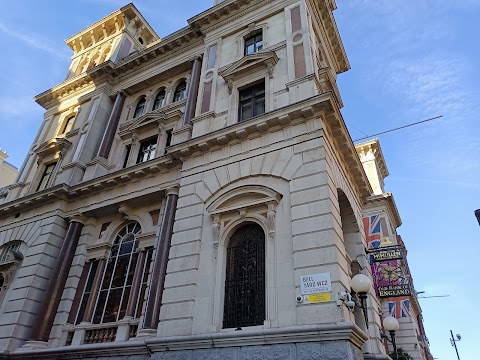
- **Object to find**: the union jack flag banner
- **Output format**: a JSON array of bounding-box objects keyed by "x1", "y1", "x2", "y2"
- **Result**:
[
  {"x1": 388, "y1": 297, "x2": 411, "y2": 318},
  {"x1": 363, "y1": 214, "x2": 394, "y2": 249}
]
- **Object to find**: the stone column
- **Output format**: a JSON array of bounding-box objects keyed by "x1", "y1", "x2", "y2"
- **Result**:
[
  {"x1": 30, "y1": 216, "x2": 86, "y2": 343},
  {"x1": 183, "y1": 57, "x2": 203, "y2": 126},
  {"x1": 97, "y1": 91, "x2": 126, "y2": 159},
  {"x1": 124, "y1": 248, "x2": 147, "y2": 319},
  {"x1": 142, "y1": 187, "x2": 179, "y2": 330},
  {"x1": 81, "y1": 257, "x2": 107, "y2": 323}
]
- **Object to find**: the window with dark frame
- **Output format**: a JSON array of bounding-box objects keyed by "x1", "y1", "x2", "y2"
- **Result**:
[
  {"x1": 223, "y1": 223, "x2": 266, "y2": 329},
  {"x1": 238, "y1": 81, "x2": 265, "y2": 122},
  {"x1": 133, "y1": 97, "x2": 146, "y2": 118},
  {"x1": 173, "y1": 80, "x2": 187, "y2": 102},
  {"x1": 73, "y1": 222, "x2": 153, "y2": 325},
  {"x1": 60, "y1": 115, "x2": 75, "y2": 135},
  {"x1": 123, "y1": 145, "x2": 131, "y2": 168},
  {"x1": 244, "y1": 32, "x2": 263, "y2": 56},
  {"x1": 136, "y1": 138, "x2": 157, "y2": 164},
  {"x1": 36, "y1": 162, "x2": 57, "y2": 191},
  {"x1": 153, "y1": 90, "x2": 166, "y2": 110},
  {"x1": 164, "y1": 130, "x2": 173, "y2": 155}
]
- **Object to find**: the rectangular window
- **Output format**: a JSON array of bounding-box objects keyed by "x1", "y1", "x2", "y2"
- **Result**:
[
  {"x1": 238, "y1": 81, "x2": 265, "y2": 122},
  {"x1": 244, "y1": 32, "x2": 263, "y2": 56},
  {"x1": 123, "y1": 145, "x2": 131, "y2": 168},
  {"x1": 36, "y1": 162, "x2": 57, "y2": 191},
  {"x1": 60, "y1": 115, "x2": 75, "y2": 135},
  {"x1": 164, "y1": 130, "x2": 173, "y2": 155},
  {"x1": 136, "y1": 138, "x2": 157, "y2": 164}
]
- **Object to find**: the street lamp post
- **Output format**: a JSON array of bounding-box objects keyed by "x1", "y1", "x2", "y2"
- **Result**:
[
  {"x1": 351, "y1": 274, "x2": 372, "y2": 328},
  {"x1": 450, "y1": 330, "x2": 461, "y2": 360},
  {"x1": 382, "y1": 316, "x2": 400, "y2": 359}
]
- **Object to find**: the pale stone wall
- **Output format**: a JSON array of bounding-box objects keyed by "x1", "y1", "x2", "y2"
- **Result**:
[{"x1": 0, "y1": 208, "x2": 68, "y2": 352}]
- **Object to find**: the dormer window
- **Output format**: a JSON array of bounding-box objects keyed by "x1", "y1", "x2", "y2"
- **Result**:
[
  {"x1": 173, "y1": 81, "x2": 187, "y2": 102},
  {"x1": 245, "y1": 32, "x2": 263, "y2": 56},
  {"x1": 60, "y1": 115, "x2": 75, "y2": 135},
  {"x1": 133, "y1": 97, "x2": 146, "y2": 118},
  {"x1": 153, "y1": 90, "x2": 166, "y2": 110}
]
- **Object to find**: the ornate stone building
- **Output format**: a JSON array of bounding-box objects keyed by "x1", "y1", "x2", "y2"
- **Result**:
[{"x1": 0, "y1": 1, "x2": 431, "y2": 359}]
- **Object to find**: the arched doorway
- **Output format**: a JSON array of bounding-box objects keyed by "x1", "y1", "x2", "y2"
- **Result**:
[{"x1": 223, "y1": 223, "x2": 265, "y2": 328}]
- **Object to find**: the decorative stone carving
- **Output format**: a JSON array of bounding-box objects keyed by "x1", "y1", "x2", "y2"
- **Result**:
[
  {"x1": 267, "y1": 203, "x2": 276, "y2": 238},
  {"x1": 118, "y1": 203, "x2": 133, "y2": 220}
]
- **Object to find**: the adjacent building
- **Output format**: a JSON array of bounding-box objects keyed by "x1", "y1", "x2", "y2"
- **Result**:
[
  {"x1": 0, "y1": 150, "x2": 18, "y2": 189},
  {"x1": 0, "y1": 1, "x2": 432, "y2": 359}
]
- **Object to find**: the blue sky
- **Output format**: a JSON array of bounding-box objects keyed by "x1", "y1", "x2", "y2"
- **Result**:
[{"x1": 0, "y1": 1, "x2": 478, "y2": 358}]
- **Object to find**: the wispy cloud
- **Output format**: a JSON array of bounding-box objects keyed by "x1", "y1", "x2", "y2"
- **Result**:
[{"x1": 0, "y1": 21, "x2": 69, "y2": 59}]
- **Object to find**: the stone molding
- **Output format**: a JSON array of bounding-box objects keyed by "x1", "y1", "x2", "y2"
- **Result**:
[
  {"x1": 0, "y1": 156, "x2": 180, "y2": 219},
  {"x1": 364, "y1": 193, "x2": 402, "y2": 229},
  {"x1": 7, "y1": 323, "x2": 368, "y2": 359}
]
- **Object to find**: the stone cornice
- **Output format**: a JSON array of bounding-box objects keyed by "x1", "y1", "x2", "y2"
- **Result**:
[
  {"x1": 365, "y1": 193, "x2": 402, "y2": 229},
  {"x1": 0, "y1": 156, "x2": 181, "y2": 219},
  {"x1": 307, "y1": 0, "x2": 350, "y2": 74},
  {"x1": 323, "y1": 109, "x2": 373, "y2": 199},
  {"x1": 167, "y1": 94, "x2": 333, "y2": 160},
  {"x1": 34, "y1": 138, "x2": 72, "y2": 160},
  {"x1": 355, "y1": 139, "x2": 389, "y2": 179},
  {"x1": 219, "y1": 51, "x2": 279, "y2": 93},
  {"x1": 65, "y1": 3, "x2": 159, "y2": 55},
  {"x1": 34, "y1": 28, "x2": 203, "y2": 109}
]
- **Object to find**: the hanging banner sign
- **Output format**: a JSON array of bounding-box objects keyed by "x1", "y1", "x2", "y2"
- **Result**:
[
  {"x1": 378, "y1": 284, "x2": 412, "y2": 298},
  {"x1": 371, "y1": 249, "x2": 403, "y2": 262},
  {"x1": 300, "y1": 273, "x2": 331, "y2": 295}
]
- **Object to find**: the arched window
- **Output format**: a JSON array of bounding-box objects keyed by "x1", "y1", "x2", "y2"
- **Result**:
[
  {"x1": 0, "y1": 241, "x2": 21, "y2": 264},
  {"x1": 173, "y1": 80, "x2": 187, "y2": 102},
  {"x1": 92, "y1": 222, "x2": 142, "y2": 324},
  {"x1": 153, "y1": 90, "x2": 166, "y2": 110},
  {"x1": 223, "y1": 223, "x2": 265, "y2": 328},
  {"x1": 133, "y1": 97, "x2": 146, "y2": 118}
]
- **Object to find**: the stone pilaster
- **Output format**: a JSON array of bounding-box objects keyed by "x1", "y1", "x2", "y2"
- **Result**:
[
  {"x1": 142, "y1": 187, "x2": 179, "y2": 331},
  {"x1": 97, "y1": 91, "x2": 126, "y2": 159},
  {"x1": 27, "y1": 215, "x2": 87, "y2": 345}
]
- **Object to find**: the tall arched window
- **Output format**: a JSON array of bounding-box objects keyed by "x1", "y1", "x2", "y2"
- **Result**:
[
  {"x1": 153, "y1": 90, "x2": 166, "y2": 110},
  {"x1": 133, "y1": 97, "x2": 146, "y2": 118},
  {"x1": 93, "y1": 222, "x2": 141, "y2": 324},
  {"x1": 173, "y1": 80, "x2": 187, "y2": 102},
  {"x1": 223, "y1": 223, "x2": 265, "y2": 328}
]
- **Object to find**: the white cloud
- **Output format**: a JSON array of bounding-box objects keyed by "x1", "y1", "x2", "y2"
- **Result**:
[{"x1": 0, "y1": 21, "x2": 69, "y2": 59}]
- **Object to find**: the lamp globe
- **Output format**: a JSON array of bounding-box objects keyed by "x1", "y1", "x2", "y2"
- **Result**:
[
  {"x1": 351, "y1": 274, "x2": 372, "y2": 294},
  {"x1": 383, "y1": 316, "x2": 400, "y2": 332}
]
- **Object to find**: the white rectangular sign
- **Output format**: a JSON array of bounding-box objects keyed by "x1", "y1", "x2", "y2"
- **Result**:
[{"x1": 300, "y1": 273, "x2": 332, "y2": 295}]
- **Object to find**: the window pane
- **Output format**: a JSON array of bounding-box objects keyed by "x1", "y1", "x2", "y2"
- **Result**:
[
  {"x1": 93, "y1": 290, "x2": 108, "y2": 324},
  {"x1": 118, "y1": 286, "x2": 131, "y2": 320},
  {"x1": 153, "y1": 91, "x2": 165, "y2": 110},
  {"x1": 103, "y1": 288, "x2": 123, "y2": 323},
  {"x1": 255, "y1": 97, "x2": 265, "y2": 117},
  {"x1": 133, "y1": 98, "x2": 146, "y2": 118},
  {"x1": 174, "y1": 81, "x2": 187, "y2": 102},
  {"x1": 111, "y1": 256, "x2": 130, "y2": 288},
  {"x1": 240, "y1": 103, "x2": 252, "y2": 122}
]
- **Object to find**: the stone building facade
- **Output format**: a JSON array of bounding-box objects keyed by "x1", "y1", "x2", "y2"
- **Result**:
[
  {"x1": 0, "y1": 1, "x2": 431, "y2": 359},
  {"x1": 0, "y1": 150, "x2": 18, "y2": 189}
]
